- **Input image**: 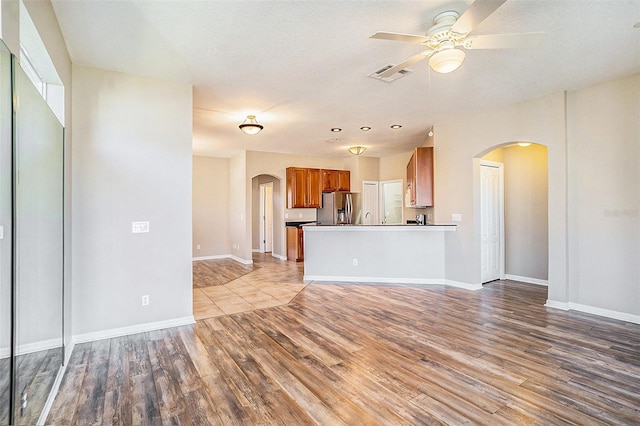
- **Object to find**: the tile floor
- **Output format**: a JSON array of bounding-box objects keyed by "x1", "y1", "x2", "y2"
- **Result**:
[{"x1": 193, "y1": 254, "x2": 306, "y2": 320}]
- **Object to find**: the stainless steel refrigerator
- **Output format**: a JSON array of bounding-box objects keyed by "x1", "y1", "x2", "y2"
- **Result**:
[{"x1": 317, "y1": 192, "x2": 362, "y2": 225}]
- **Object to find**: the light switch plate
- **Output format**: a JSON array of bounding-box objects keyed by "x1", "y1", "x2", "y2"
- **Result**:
[
  {"x1": 0, "y1": 225, "x2": 3, "y2": 240},
  {"x1": 132, "y1": 221, "x2": 150, "y2": 233},
  {"x1": 451, "y1": 213, "x2": 462, "y2": 222}
]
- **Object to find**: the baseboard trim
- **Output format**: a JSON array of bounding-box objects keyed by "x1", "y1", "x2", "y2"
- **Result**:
[
  {"x1": 444, "y1": 280, "x2": 484, "y2": 291},
  {"x1": 72, "y1": 316, "x2": 195, "y2": 345},
  {"x1": 192, "y1": 254, "x2": 230, "y2": 261},
  {"x1": 304, "y1": 275, "x2": 444, "y2": 285},
  {"x1": 505, "y1": 274, "x2": 548, "y2": 286},
  {"x1": 38, "y1": 364, "x2": 65, "y2": 426},
  {"x1": 229, "y1": 255, "x2": 253, "y2": 265},
  {"x1": 546, "y1": 300, "x2": 640, "y2": 324},
  {"x1": 544, "y1": 299, "x2": 569, "y2": 310},
  {"x1": 0, "y1": 338, "x2": 64, "y2": 359},
  {"x1": 271, "y1": 253, "x2": 286, "y2": 261}
]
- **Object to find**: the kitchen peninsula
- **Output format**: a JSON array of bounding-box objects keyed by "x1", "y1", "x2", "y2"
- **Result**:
[{"x1": 303, "y1": 224, "x2": 464, "y2": 287}]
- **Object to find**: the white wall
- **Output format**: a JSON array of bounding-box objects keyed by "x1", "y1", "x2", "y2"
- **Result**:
[
  {"x1": 567, "y1": 73, "x2": 640, "y2": 315},
  {"x1": 72, "y1": 65, "x2": 193, "y2": 337},
  {"x1": 192, "y1": 156, "x2": 230, "y2": 258}
]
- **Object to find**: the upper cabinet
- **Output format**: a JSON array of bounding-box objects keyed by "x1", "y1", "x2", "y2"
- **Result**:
[
  {"x1": 321, "y1": 169, "x2": 350, "y2": 192},
  {"x1": 406, "y1": 147, "x2": 434, "y2": 208},
  {"x1": 286, "y1": 167, "x2": 321, "y2": 208}
]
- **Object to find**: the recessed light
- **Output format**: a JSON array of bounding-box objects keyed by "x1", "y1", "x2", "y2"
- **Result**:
[
  {"x1": 360, "y1": 126, "x2": 371, "y2": 131},
  {"x1": 331, "y1": 128, "x2": 342, "y2": 132},
  {"x1": 518, "y1": 142, "x2": 532, "y2": 147},
  {"x1": 390, "y1": 124, "x2": 402, "y2": 129}
]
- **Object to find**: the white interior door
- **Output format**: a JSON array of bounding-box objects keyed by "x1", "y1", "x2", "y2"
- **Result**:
[
  {"x1": 265, "y1": 184, "x2": 273, "y2": 252},
  {"x1": 362, "y1": 181, "x2": 379, "y2": 225},
  {"x1": 480, "y1": 163, "x2": 503, "y2": 283},
  {"x1": 260, "y1": 183, "x2": 273, "y2": 253}
]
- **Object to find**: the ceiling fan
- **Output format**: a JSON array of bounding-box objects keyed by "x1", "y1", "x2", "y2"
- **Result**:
[{"x1": 370, "y1": 0, "x2": 543, "y2": 76}]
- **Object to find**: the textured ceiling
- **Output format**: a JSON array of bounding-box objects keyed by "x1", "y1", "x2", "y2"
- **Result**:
[{"x1": 51, "y1": 0, "x2": 640, "y2": 158}]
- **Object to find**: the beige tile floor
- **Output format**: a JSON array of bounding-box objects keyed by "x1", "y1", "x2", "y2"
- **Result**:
[{"x1": 193, "y1": 255, "x2": 306, "y2": 320}]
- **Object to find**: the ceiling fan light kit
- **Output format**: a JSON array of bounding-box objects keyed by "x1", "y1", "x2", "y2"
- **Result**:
[
  {"x1": 429, "y1": 47, "x2": 465, "y2": 73},
  {"x1": 348, "y1": 146, "x2": 367, "y2": 155},
  {"x1": 239, "y1": 115, "x2": 263, "y2": 135},
  {"x1": 370, "y1": 0, "x2": 543, "y2": 78}
]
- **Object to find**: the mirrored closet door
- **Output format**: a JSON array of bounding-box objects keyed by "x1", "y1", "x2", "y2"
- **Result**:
[{"x1": 0, "y1": 38, "x2": 65, "y2": 426}]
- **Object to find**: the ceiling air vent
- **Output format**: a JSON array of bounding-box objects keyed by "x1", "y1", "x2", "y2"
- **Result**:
[{"x1": 368, "y1": 65, "x2": 413, "y2": 83}]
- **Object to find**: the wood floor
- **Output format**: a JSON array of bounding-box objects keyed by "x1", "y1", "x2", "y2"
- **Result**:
[
  {"x1": 1, "y1": 347, "x2": 62, "y2": 426},
  {"x1": 47, "y1": 257, "x2": 640, "y2": 425}
]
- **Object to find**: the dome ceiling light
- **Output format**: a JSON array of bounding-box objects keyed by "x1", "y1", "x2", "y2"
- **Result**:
[
  {"x1": 239, "y1": 115, "x2": 263, "y2": 135},
  {"x1": 348, "y1": 146, "x2": 367, "y2": 155}
]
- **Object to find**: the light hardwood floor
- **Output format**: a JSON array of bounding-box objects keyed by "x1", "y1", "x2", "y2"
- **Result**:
[{"x1": 47, "y1": 255, "x2": 640, "y2": 425}]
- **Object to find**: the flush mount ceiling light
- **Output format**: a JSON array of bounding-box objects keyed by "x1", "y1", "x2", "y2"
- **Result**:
[
  {"x1": 428, "y1": 126, "x2": 434, "y2": 137},
  {"x1": 239, "y1": 115, "x2": 263, "y2": 135},
  {"x1": 360, "y1": 126, "x2": 372, "y2": 131},
  {"x1": 348, "y1": 146, "x2": 367, "y2": 155},
  {"x1": 331, "y1": 127, "x2": 342, "y2": 132},
  {"x1": 390, "y1": 124, "x2": 402, "y2": 129},
  {"x1": 428, "y1": 44, "x2": 465, "y2": 74}
]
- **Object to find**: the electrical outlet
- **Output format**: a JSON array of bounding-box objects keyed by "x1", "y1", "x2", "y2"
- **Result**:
[
  {"x1": 298, "y1": 213, "x2": 303, "y2": 218},
  {"x1": 196, "y1": 244, "x2": 201, "y2": 250},
  {"x1": 352, "y1": 258, "x2": 358, "y2": 266},
  {"x1": 132, "y1": 221, "x2": 149, "y2": 233},
  {"x1": 285, "y1": 213, "x2": 289, "y2": 219},
  {"x1": 141, "y1": 295, "x2": 149, "y2": 306},
  {"x1": 451, "y1": 213, "x2": 462, "y2": 222}
]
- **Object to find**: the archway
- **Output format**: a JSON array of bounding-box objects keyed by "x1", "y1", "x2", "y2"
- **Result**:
[
  {"x1": 250, "y1": 174, "x2": 284, "y2": 259},
  {"x1": 474, "y1": 142, "x2": 549, "y2": 287}
]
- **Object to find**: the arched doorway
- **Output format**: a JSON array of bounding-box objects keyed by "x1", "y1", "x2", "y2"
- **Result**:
[
  {"x1": 251, "y1": 174, "x2": 283, "y2": 259},
  {"x1": 475, "y1": 142, "x2": 549, "y2": 286}
]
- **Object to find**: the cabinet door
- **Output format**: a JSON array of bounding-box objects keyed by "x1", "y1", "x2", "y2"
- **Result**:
[
  {"x1": 322, "y1": 169, "x2": 338, "y2": 192},
  {"x1": 414, "y1": 147, "x2": 433, "y2": 207},
  {"x1": 307, "y1": 168, "x2": 322, "y2": 208},
  {"x1": 337, "y1": 170, "x2": 350, "y2": 192},
  {"x1": 407, "y1": 154, "x2": 416, "y2": 205},
  {"x1": 297, "y1": 228, "x2": 304, "y2": 261},
  {"x1": 286, "y1": 167, "x2": 307, "y2": 208}
]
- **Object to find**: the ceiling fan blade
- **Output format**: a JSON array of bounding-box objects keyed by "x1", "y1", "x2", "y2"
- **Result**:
[
  {"x1": 377, "y1": 51, "x2": 432, "y2": 78},
  {"x1": 370, "y1": 32, "x2": 428, "y2": 44},
  {"x1": 451, "y1": 0, "x2": 507, "y2": 35},
  {"x1": 465, "y1": 32, "x2": 544, "y2": 49}
]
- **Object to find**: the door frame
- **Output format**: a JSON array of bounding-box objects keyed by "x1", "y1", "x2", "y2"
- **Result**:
[
  {"x1": 259, "y1": 182, "x2": 273, "y2": 253},
  {"x1": 480, "y1": 160, "x2": 505, "y2": 282},
  {"x1": 379, "y1": 179, "x2": 404, "y2": 225}
]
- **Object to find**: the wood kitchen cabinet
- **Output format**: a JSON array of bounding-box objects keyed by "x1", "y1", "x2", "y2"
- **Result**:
[
  {"x1": 286, "y1": 227, "x2": 304, "y2": 261},
  {"x1": 337, "y1": 170, "x2": 350, "y2": 191},
  {"x1": 321, "y1": 169, "x2": 351, "y2": 192},
  {"x1": 406, "y1": 147, "x2": 434, "y2": 207},
  {"x1": 286, "y1": 167, "x2": 321, "y2": 208}
]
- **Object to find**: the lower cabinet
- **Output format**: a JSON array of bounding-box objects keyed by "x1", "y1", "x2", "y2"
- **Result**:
[{"x1": 286, "y1": 227, "x2": 304, "y2": 261}]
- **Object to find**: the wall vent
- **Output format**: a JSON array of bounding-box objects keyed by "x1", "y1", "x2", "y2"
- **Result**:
[{"x1": 368, "y1": 65, "x2": 413, "y2": 83}]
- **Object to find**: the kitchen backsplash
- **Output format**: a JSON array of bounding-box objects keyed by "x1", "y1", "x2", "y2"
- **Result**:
[{"x1": 284, "y1": 208, "x2": 317, "y2": 222}]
